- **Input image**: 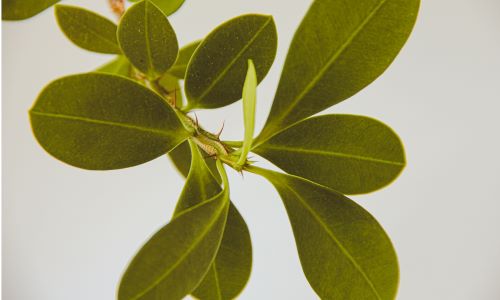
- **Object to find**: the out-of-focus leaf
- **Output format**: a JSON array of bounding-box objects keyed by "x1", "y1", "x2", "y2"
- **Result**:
[
  {"x1": 2, "y1": 0, "x2": 60, "y2": 20},
  {"x1": 168, "y1": 40, "x2": 201, "y2": 79},
  {"x1": 95, "y1": 56, "x2": 131, "y2": 77},
  {"x1": 55, "y1": 5, "x2": 121, "y2": 54}
]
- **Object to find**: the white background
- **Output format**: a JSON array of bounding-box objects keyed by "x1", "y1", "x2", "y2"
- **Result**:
[{"x1": 3, "y1": 0, "x2": 500, "y2": 299}]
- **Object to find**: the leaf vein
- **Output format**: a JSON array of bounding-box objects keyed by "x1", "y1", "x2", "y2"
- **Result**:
[
  {"x1": 30, "y1": 110, "x2": 179, "y2": 138},
  {"x1": 196, "y1": 17, "x2": 272, "y2": 102},
  {"x1": 260, "y1": 144, "x2": 404, "y2": 166},
  {"x1": 264, "y1": 0, "x2": 389, "y2": 141},
  {"x1": 283, "y1": 183, "x2": 382, "y2": 300}
]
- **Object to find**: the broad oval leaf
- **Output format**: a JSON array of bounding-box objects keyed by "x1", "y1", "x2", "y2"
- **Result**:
[
  {"x1": 95, "y1": 56, "x2": 132, "y2": 77},
  {"x1": 168, "y1": 40, "x2": 201, "y2": 79},
  {"x1": 2, "y1": 0, "x2": 59, "y2": 20},
  {"x1": 174, "y1": 141, "x2": 252, "y2": 300},
  {"x1": 118, "y1": 0, "x2": 179, "y2": 79},
  {"x1": 118, "y1": 188, "x2": 230, "y2": 300},
  {"x1": 55, "y1": 5, "x2": 121, "y2": 54},
  {"x1": 185, "y1": 14, "x2": 277, "y2": 109},
  {"x1": 250, "y1": 167, "x2": 399, "y2": 300},
  {"x1": 257, "y1": 0, "x2": 420, "y2": 142},
  {"x1": 254, "y1": 115, "x2": 405, "y2": 195},
  {"x1": 29, "y1": 73, "x2": 189, "y2": 170}
]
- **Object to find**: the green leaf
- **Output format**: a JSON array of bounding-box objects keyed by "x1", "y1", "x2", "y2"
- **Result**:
[
  {"x1": 2, "y1": 0, "x2": 60, "y2": 20},
  {"x1": 257, "y1": 0, "x2": 420, "y2": 143},
  {"x1": 254, "y1": 115, "x2": 405, "y2": 195},
  {"x1": 168, "y1": 141, "x2": 192, "y2": 177},
  {"x1": 173, "y1": 141, "x2": 252, "y2": 300},
  {"x1": 237, "y1": 60, "x2": 257, "y2": 168},
  {"x1": 95, "y1": 56, "x2": 132, "y2": 77},
  {"x1": 118, "y1": 181, "x2": 230, "y2": 299},
  {"x1": 55, "y1": 5, "x2": 121, "y2": 54},
  {"x1": 185, "y1": 14, "x2": 277, "y2": 109},
  {"x1": 168, "y1": 40, "x2": 201, "y2": 79},
  {"x1": 117, "y1": 0, "x2": 179, "y2": 79},
  {"x1": 29, "y1": 73, "x2": 189, "y2": 170},
  {"x1": 249, "y1": 166, "x2": 399, "y2": 300},
  {"x1": 129, "y1": 0, "x2": 186, "y2": 16}
]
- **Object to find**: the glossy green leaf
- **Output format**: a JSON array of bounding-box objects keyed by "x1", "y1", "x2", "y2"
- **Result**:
[
  {"x1": 2, "y1": 0, "x2": 59, "y2": 20},
  {"x1": 118, "y1": 182, "x2": 230, "y2": 299},
  {"x1": 257, "y1": 0, "x2": 420, "y2": 143},
  {"x1": 185, "y1": 14, "x2": 277, "y2": 109},
  {"x1": 29, "y1": 73, "x2": 189, "y2": 170},
  {"x1": 249, "y1": 166, "x2": 399, "y2": 300},
  {"x1": 55, "y1": 5, "x2": 121, "y2": 54},
  {"x1": 173, "y1": 141, "x2": 252, "y2": 300},
  {"x1": 237, "y1": 60, "x2": 257, "y2": 168},
  {"x1": 95, "y1": 56, "x2": 132, "y2": 77},
  {"x1": 168, "y1": 40, "x2": 201, "y2": 79},
  {"x1": 117, "y1": 0, "x2": 179, "y2": 79},
  {"x1": 254, "y1": 115, "x2": 405, "y2": 195},
  {"x1": 128, "y1": 0, "x2": 186, "y2": 16}
]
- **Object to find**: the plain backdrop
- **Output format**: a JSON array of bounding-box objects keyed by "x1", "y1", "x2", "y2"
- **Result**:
[{"x1": 2, "y1": 0, "x2": 500, "y2": 299}]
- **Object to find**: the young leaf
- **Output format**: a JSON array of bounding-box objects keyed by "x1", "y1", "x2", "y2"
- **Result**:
[
  {"x1": 174, "y1": 141, "x2": 252, "y2": 300},
  {"x1": 249, "y1": 166, "x2": 399, "y2": 300},
  {"x1": 237, "y1": 60, "x2": 257, "y2": 168},
  {"x1": 185, "y1": 14, "x2": 277, "y2": 109},
  {"x1": 158, "y1": 72, "x2": 182, "y2": 107},
  {"x1": 95, "y1": 56, "x2": 132, "y2": 77},
  {"x1": 55, "y1": 5, "x2": 121, "y2": 54},
  {"x1": 254, "y1": 115, "x2": 405, "y2": 195},
  {"x1": 118, "y1": 188, "x2": 230, "y2": 300},
  {"x1": 29, "y1": 73, "x2": 189, "y2": 170},
  {"x1": 257, "y1": 0, "x2": 420, "y2": 143},
  {"x1": 117, "y1": 0, "x2": 179, "y2": 79},
  {"x1": 168, "y1": 40, "x2": 201, "y2": 79},
  {"x1": 2, "y1": 0, "x2": 59, "y2": 20}
]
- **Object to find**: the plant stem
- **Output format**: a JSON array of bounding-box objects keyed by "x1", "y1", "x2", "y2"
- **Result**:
[
  {"x1": 108, "y1": 0, "x2": 125, "y2": 19},
  {"x1": 216, "y1": 160, "x2": 230, "y2": 193}
]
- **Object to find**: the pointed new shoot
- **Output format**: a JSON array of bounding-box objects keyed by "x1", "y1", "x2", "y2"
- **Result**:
[{"x1": 236, "y1": 60, "x2": 257, "y2": 170}]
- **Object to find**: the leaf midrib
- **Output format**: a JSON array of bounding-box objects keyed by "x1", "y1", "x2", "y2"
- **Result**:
[
  {"x1": 143, "y1": 1, "x2": 156, "y2": 77},
  {"x1": 263, "y1": 0, "x2": 389, "y2": 142},
  {"x1": 30, "y1": 110, "x2": 179, "y2": 138},
  {"x1": 60, "y1": 8, "x2": 118, "y2": 51},
  {"x1": 259, "y1": 144, "x2": 404, "y2": 166},
  {"x1": 195, "y1": 17, "x2": 272, "y2": 102},
  {"x1": 282, "y1": 181, "x2": 382, "y2": 300},
  {"x1": 131, "y1": 194, "x2": 228, "y2": 299}
]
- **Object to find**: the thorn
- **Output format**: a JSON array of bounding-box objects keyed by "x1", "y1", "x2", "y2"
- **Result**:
[
  {"x1": 216, "y1": 121, "x2": 225, "y2": 138},
  {"x1": 193, "y1": 113, "x2": 199, "y2": 128}
]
